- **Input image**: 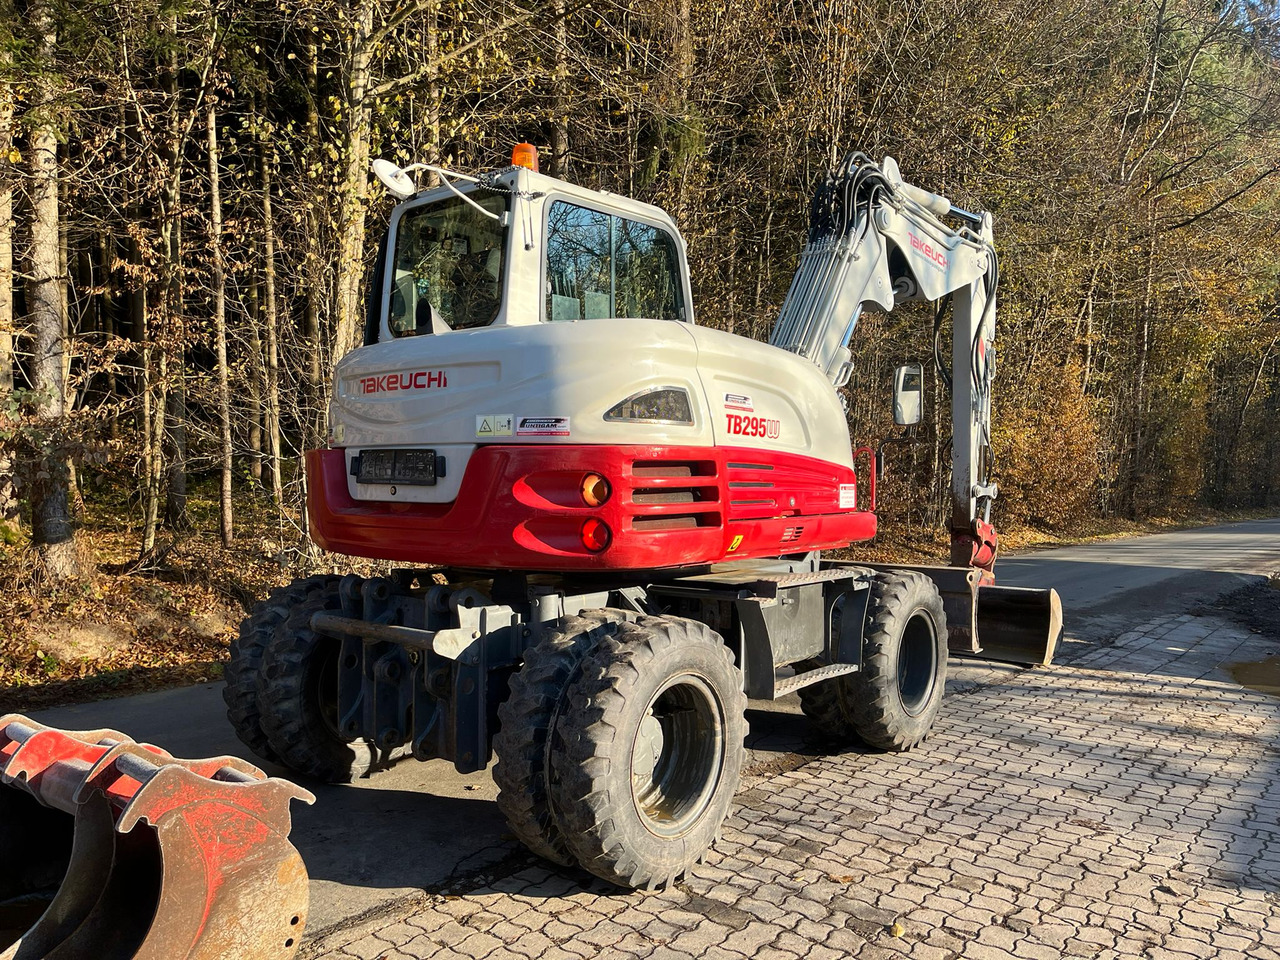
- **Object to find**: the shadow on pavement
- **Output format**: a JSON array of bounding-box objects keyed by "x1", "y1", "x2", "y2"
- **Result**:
[{"x1": 290, "y1": 782, "x2": 505, "y2": 891}]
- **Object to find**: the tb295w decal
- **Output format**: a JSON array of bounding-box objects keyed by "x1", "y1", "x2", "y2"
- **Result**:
[{"x1": 725, "y1": 413, "x2": 781, "y2": 439}]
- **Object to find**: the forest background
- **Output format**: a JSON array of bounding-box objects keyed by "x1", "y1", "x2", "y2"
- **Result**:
[{"x1": 0, "y1": 0, "x2": 1278, "y2": 701}]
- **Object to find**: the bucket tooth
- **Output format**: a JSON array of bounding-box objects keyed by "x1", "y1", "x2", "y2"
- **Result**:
[{"x1": 0, "y1": 715, "x2": 315, "y2": 960}]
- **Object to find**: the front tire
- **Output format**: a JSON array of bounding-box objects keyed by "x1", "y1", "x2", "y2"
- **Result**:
[
  {"x1": 225, "y1": 575, "x2": 341, "y2": 763},
  {"x1": 798, "y1": 570, "x2": 947, "y2": 751},
  {"x1": 257, "y1": 587, "x2": 385, "y2": 782},
  {"x1": 550, "y1": 616, "x2": 747, "y2": 889}
]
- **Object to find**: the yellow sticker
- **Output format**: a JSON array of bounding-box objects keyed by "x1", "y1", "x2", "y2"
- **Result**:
[{"x1": 728, "y1": 534, "x2": 744, "y2": 552}]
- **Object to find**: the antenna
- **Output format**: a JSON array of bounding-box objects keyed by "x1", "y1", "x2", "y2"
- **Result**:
[{"x1": 371, "y1": 158, "x2": 416, "y2": 199}]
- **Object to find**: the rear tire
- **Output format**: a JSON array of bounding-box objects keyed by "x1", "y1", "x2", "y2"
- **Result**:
[
  {"x1": 493, "y1": 613, "x2": 624, "y2": 866},
  {"x1": 550, "y1": 616, "x2": 747, "y2": 889},
  {"x1": 798, "y1": 571, "x2": 947, "y2": 751},
  {"x1": 225, "y1": 575, "x2": 341, "y2": 763},
  {"x1": 257, "y1": 585, "x2": 386, "y2": 782},
  {"x1": 794, "y1": 658, "x2": 858, "y2": 741}
]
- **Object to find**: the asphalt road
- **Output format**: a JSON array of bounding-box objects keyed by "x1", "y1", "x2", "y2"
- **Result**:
[
  {"x1": 995, "y1": 516, "x2": 1280, "y2": 642},
  {"x1": 23, "y1": 516, "x2": 1280, "y2": 941}
]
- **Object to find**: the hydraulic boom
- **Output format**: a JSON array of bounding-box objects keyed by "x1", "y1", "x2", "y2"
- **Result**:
[{"x1": 769, "y1": 154, "x2": 1001, "y2": 574}]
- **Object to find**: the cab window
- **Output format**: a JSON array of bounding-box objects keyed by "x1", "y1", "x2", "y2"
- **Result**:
[
  {"x1": 545, "y1": 200, "x2": 683, "y2": 322},
  {"x1": 388, "y1": 191, "x2": 507, "y2": 337}
]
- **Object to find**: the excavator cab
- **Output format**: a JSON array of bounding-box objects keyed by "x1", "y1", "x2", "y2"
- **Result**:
[{"x1": 365, "y1": 153, "x2": 693, "y2": 348}]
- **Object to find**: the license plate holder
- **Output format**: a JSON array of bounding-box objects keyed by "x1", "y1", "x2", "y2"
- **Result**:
[{"x1": 356, "y1": 448, "x2": 437, "y2": 486}]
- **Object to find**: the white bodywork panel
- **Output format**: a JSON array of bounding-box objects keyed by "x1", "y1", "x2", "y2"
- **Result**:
[
  {"x1": 330, "y1": 318, "x2": 851, "y2": 503},
  {"x1": 687, "y1": 325, "x2": 851, "y2": 465}
]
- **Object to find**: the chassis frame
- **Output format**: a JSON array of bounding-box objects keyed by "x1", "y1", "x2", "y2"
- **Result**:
[{"x1": 307, "y1": 555, "x2": 1022, "y2": 774}]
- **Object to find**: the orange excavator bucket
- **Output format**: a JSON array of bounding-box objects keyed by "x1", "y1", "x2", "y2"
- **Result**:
[{"x1": 0, "y1": 715, "x2": 315, "y2": 960}]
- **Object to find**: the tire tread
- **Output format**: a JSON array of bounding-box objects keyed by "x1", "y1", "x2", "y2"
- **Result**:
[
  {"x1": 550, "y1": 616, "x2": 747, "y2": 889},
  {"x1": 224, "y1": 574, "x2": 341, "y2": 762},
  {"x1": 492, "y1": 613, "x2": 622, "y2": 865}
]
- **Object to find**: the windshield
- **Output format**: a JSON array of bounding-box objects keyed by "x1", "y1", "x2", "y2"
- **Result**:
[{"x1": 388, "y1": 191, "x2": 507, "y2": 336}]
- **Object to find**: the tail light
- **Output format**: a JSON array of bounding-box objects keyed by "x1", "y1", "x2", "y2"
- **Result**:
[{"x1": 580, "y1": 518, "x2": 611, "y2": 552}]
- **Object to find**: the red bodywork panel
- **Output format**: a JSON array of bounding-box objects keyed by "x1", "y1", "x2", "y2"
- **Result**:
[{"x1": 307, "y1": 445, "x2": 877, "y2": 572}]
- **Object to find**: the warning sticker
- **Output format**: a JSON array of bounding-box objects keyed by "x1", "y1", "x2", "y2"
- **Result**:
[
  {"x1": 476, "y1": 414, "x2": 514, "y2": 438},
  {"x1": 839, "y1": 484, "x2": 857, "y2": 509},
  {"x1": 724, "y1": 392, "x2": 754, "y2": 412},
  {"x1": 516, "y1": 416, "x2": 571, "y2": 437}
]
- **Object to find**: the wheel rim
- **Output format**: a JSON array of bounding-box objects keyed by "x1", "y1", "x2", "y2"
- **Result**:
[
  {"x1": 630, "y1": 673, "x2": 726, "y2": 838},
  {"x1": 312, "y1": 638, "x2": 344, "y2": 739},
  {"x1": 897, "y1": 610, "x2": 938, "y2": 717}
]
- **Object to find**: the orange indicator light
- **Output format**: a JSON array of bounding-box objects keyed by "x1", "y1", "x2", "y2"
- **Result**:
[{"x1": 581, "y1": 473, "x2": 611, "y2": 507}]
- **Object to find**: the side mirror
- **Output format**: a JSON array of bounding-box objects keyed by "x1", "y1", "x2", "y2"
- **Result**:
[{"x1": 893, "y1": 362, "x2": 924, "y2": 427}]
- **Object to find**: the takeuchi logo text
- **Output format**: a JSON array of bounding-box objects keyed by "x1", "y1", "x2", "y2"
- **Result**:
[
  {"x1": 359, "y1": 370, "x2": 449, "y2": 395},
  {"x1": 909, "y1": 233, "x2": 948, "y2": 269}
]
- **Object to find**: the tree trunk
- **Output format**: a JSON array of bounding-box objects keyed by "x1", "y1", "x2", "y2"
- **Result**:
[
  {"x1": 1128, "y1": 203, "x2": 1159, "y2": 518},
  {"x1": 164, "y1": 323, "x2": 187, "y2": 528},
  {"x1": 333, "y1": 11, "x2": 375, "y2": 360},
  {"x1": 425, "y1": 7, "x2": 440, "y2": 171},
  {"x1": 161, "y1": 26, "x2": 187, "y2": 530},
  {"x1": 26, "y1": 0, "x2": 80, "y2": 579},
  {"x1": 209, "y1": 101, "x2": 233, "y2": 546},
  {"x1": 303, "y1": 42, "x2": 326, "y2": 452},
  {"x1": 549, "y1": 0, "x2": 570, "y2": 177},
  {"x1": 259, "y1": 126, "x2": 284, "y2": 508},
  {"x1": 140, "y1": 339, "x2": 167, "y2": 554},
  {"x1": 246, "y1": 268, "x2": 264, "y2": 484},
  {"x1": 99, "y1": 232, "x2": 119, "y2": 441},
  {"x1": 131, "y1": 228, "x2": 161, "y2": 553},
  {"x1": 0, "y1": 76, "x2": 16, "y2": 529}
]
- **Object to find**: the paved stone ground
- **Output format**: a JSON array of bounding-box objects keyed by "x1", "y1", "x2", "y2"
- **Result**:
[{"x1": 304, "y1": 611, "x2": 1280, "y2": 960}]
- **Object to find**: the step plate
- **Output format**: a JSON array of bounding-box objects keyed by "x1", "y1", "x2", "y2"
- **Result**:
[
  {"x1": 663, "y1": 565, "x2": 871, "y2": 600},
  {"x1": 774, "y1": 662, "x2": 859, "y2": 697}
]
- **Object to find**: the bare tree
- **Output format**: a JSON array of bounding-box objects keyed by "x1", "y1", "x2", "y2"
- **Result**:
[
  {"x1": 0, "y1": 59, "x2": 16, "y2": 532},
  {"x1": 208, "y1": 96, "x2": 233, "y2": 546},
  {"x1": 258, "y1": 112, "x2": 284, "y2": 508},
  {"x1": 25, "y1": 0, "x2": 81, "y2": 579}
]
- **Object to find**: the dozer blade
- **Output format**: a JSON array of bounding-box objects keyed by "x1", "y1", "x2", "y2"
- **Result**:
[
  {"x1": 853, "y1": 564, "x2": 1063, "y2": 667},
  {"x1": 973, "y1": 584, "x2": 1063, "y2": 667},
  {"x1": 0, "y1": 715, "x2": 315, "y2": 960}
]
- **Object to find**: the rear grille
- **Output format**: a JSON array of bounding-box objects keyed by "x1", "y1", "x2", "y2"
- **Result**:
[
  {"x1": 633, "y1": 488, "x2": 700, "y2": 505},
  {"x1": 626, "y1": 459, "x2": 720, "y2": 532},
  {"x1": 632, "y1": 460, "x2": 715, "y2": 478},
  {"x1": 726, "y1": 460, "x2": 786, "y2": 520},
  {"x1": 633, "y1": 515, "x2": 711, "y2": 531}
]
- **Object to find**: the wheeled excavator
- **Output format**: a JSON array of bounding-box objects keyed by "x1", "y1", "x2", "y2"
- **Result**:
[
  {"x1": 0, "y1": 148, "x2": 1063, "y2": 958},
  {"x1": 204, "y1": 145, "x2": 1061, "y2": 891}
]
